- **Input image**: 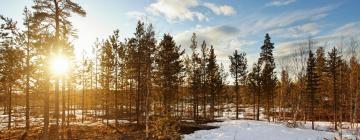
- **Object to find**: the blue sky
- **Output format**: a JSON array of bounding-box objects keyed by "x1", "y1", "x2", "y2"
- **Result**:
[{"x1": 1, "y1": 0, "x2": 360, "y2": 82}]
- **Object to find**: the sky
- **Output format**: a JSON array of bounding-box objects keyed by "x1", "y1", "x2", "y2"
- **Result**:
[{"x1": 1, "y1": 0, "x2": 360, "y2": 82}]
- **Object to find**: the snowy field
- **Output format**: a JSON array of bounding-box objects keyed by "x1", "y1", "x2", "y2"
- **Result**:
[
  {"x1": 183, "y1": 120, "x2": 359, "y2": 140},
  {"x1": 1, "y1": 106, "x2": 360, "y2": 139}
]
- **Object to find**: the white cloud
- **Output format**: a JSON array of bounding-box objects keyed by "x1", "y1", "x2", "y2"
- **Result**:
[
  {"x1": 175, "y1": 25, "x2": 239, "y2": 50},
  {"x1": 174, "y1": 25, "x2": 257, "y2": 84},
  {"x1": 254, "y1": 6, "x2": 332, "y2": 30},
  {"x1": 203, "y1": 2, "x2": 236, "y2": 16},
  {"x1": 270, "y1": 23, "x2": 320, "y2": 38},
  {"x1": 266, "y1": 0, "x2": 296, "y2": 7},
  {"x1": 145, "y1": 0, "x2": 238, "y2": 22},
  {"x1": 333, "y1": 22, "x2": 360, "y2": 37},
  {"x1": 174, "y1": 25, "x2": 256, "y2": 61},
  {"x1": 146, "y1": 0, "x2": 208, "y2": 22},
  {"x1": 274, "y1": 22, "x2": 360, "y2": 60}
]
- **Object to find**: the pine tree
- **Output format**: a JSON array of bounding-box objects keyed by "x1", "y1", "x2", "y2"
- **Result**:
[
  {"x1": 32, "y1": 0, "x2": 86, "y2": 137},
  {"x1": 0, "y1": 46, "x2": 24, "y2": 130},
  {"x1": 108, "y1": 29, "x2": 121, "y2": 126},
  {"x1": 315, "y1": 47, "x2": 328, "y2": 119},
  {"x1": 18, "y1": 7, "x2": 39, "y2": 131},
  {"x1": 207, "y1": 45, "x2": 219, "y2": 120},
  {"x1": 278, "y1": 69, "x2": 291, "y2": 121},
  {"x1": 200, "y1": 41, "x2": 208, "y2": 119},
  {"x1": 305, "y1": 48, "x2": 318, "y2": 130},
  {"x1": 259, "y1": 33, "x2": 277, "y2": 122},
  {"x1": 125, "y1": 37, "x2": 137, "y2": 121},
  {"x1": 229, "y1": 50, "x2": 247, "y2": 120},
  {"x1": 155, "y1": 34, "x2": 184, "y2": 115},
  {"x1": 248, "y1": 63, "x2": 261, "y2": 120},
  {"x1": 189, "y1": 33, "x2": 201, "y2": 120},
  {"x1": 216, "y1": 63, "x2": 227, "y2": 118},
  {"x1": 0, "y1": 15, "x2": 24, "y2": 130},
  {"x1": 100, "y1": 39, "x2": 115, "y2": 125},
  {"x1": 327, "y1": 47, "x2": 341, "y2": 130}
]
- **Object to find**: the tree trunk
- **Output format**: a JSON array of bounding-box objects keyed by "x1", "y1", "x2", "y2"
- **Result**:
[
  {"x1": 43, "y1": 78, "x2": 50, "y2": 139},
  {"x1": 236, "y1": 85, "x2": 239, "y2": 120},
  {"x1": 25, "y1": 49, "x2": 30, "y2": 131},
  {"x1": 115, "y1": 62, "x2": 118, "y2": 127},
  {"x1": 8, "y1": 85, "x2": 12, "y2": 130},
  {"x1": 67, "y1": 79, "x2": 71, "y2": 126},
  {"x1": 256, "y1": 89, "x2": 260, "y2": 121},
  {"x1": 55, "y1": 79, "x2": 60, "y2": 130}
]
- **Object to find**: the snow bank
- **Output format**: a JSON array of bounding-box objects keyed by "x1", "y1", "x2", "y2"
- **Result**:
[{"x1": 183, "y1": 120, "x2": 336, "y2": 140}]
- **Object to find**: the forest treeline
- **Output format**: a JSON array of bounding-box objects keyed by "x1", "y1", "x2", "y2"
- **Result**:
[{"x1": 0, "y1": 0, "x2": 359, "y2": 139}]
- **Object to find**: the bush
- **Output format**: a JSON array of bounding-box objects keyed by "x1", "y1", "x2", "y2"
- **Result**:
[{"x1": 150, "y1": 116, "x2": 181, "y2": 140}]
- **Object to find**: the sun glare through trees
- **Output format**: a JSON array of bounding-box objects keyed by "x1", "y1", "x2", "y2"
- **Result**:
[
  {"x1": 50, "y1": 54, "x2": 69, "y2": 76},
  {"x1": 0, "y1": 0, "x2": 360, "y2": 140}
]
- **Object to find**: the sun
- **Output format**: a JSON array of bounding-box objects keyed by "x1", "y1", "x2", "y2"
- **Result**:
[{"x1": 50, "y1": 55, "x2": 69, "y2": 76}]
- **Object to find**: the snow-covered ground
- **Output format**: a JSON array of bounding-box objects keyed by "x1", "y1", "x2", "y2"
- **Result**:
[{"x1": 184, "y1": 120, "x2": 338, "y2": 140}]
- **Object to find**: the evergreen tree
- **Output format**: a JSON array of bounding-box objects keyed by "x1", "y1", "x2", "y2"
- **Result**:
[
  {"x1": 315, "y1": 47, "x2": 329, "y2": 118},
  {"x1": 305, "y1": 48, "x2": 318, "y2": 130},
  {"x1": 327, "y1": 47, "x2": 341, "y2": 130},
  {"x1": 200, "y1": 41, "x2": 208, "y2": 119},
  {"x1": 248, "y1": 63, "x2": 261, "y2": 120},
  {"x1": 143, "y1": 24, "x2": 156, "y2": 137},
  {"x1": 0, "y1": 15, "x2": 24, "y2": 130},
  {"x1": 18, "y1": 7, "x2": 38, "y2": 131},
  {"x1": 229, "y1": 50, "x2": 247, "y2": 119},
  {"x1": 155, "y1": 34, "x2": 184, "y2": 114},
  {"x1": 100, "y1": 39, "x2": 115, "y2": 125},
  {"x1": 259, "y1": 33, "x2": 277, "y2": 122},
  {"x1": 108, "y1": 29, "x2": 121, "y2": 126},
  {"x1": 189, "y1": 33, "x2": 201, "y2": 120},
  {"x1": 278, "y1": 69, "x2": 291, "y2": 121},
  {"x1": 207, "y1": 45, "x2": 219, "y2": 120},
  {"x1": 32, "y1": 0, "x2": 86, "y2": 136}
]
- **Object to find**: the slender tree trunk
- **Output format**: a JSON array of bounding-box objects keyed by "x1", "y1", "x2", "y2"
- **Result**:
[
  {"x1": 82, "y1": 57, "x2": 85, "y2": 123},
  {"x1": 267, "y1": 92, "x2": 270, "y2": 122},
  {"x1": 62, "y1": 77, "x2": 66, "y2": 128},
  {"x1": 55, "y1": 79, "x2": 60, "y2": 129},
  {"x1": 43, "y1": 78, "x2": 50, "y2": 139},
  {"x1": 311, "y1": 92, "x2": 314, "y2": 130},
  {"x1": 25, "y1": 44, "x2": 30, "y2": 131},
  {"x1": 136, "y1": 64, "x2": 140, "y2": 124},
  {"x1": 235, "y1": 80, "x2": 239, "y2": 120},
  {"x1": 8, "y1": 85, "x2": 12, "y2": 130},
  {"x1": 256, "y1": 89, "x2": 260, "y2": 121},
  {"x1": 203, "y1": 83, "x2": 206, "y2": 119},
  {"x1": 145, "y1": 71, "x2": 150, "y2": 139},
  {"x1": 253, "y1": 90, "x2": 256, "y2": 120},
  {"x1": 115, "y1": 62, "x2": 118, "y2": 127},
  {"x1": 333, "y1": 74, "x2": 337, "y2": 131},
  {"x1": 67, "y1": 79, "x2": 71, "y2": 126}
]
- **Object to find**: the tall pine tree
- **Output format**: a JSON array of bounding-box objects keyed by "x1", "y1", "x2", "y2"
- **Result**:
[
  {"x1": 305, "y1": 48, "x2": 318, "y2": 130},
  {"x1": 229, "y1": 50, "x2": 247, "y2": 120},
  {"x1": 259, "y1": 33, "x2": 277, "y2": 122},
  {"x1": 327, "y1": 47, "x2": 341, "y2": 130}
]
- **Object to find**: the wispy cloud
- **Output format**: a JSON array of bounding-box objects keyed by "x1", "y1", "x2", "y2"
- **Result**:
[
  {"x1": 203, "y1": 2, "x2": 236, "y2": 16},
  {"x1": 174, "y1": 25, "x2": 255, "y2": 60},
  {"x1": 270, "y1": 23, "x2": 320, "y2": 39},
  {"x1": 173, "y1": 5, "x2": 336, "y2": 64},
  {"x1": 146, "y1": 0, "x2": 208, "y2": 22},
  {"x1": 274, "y1": 21, "x2": 360, "y2": 60},
  {"x1": 145, "y1": 0, "x2": 238, "y2": 22},
  {"x1": 266, "y1": 0, "x2": 296, "y2": 7}
]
